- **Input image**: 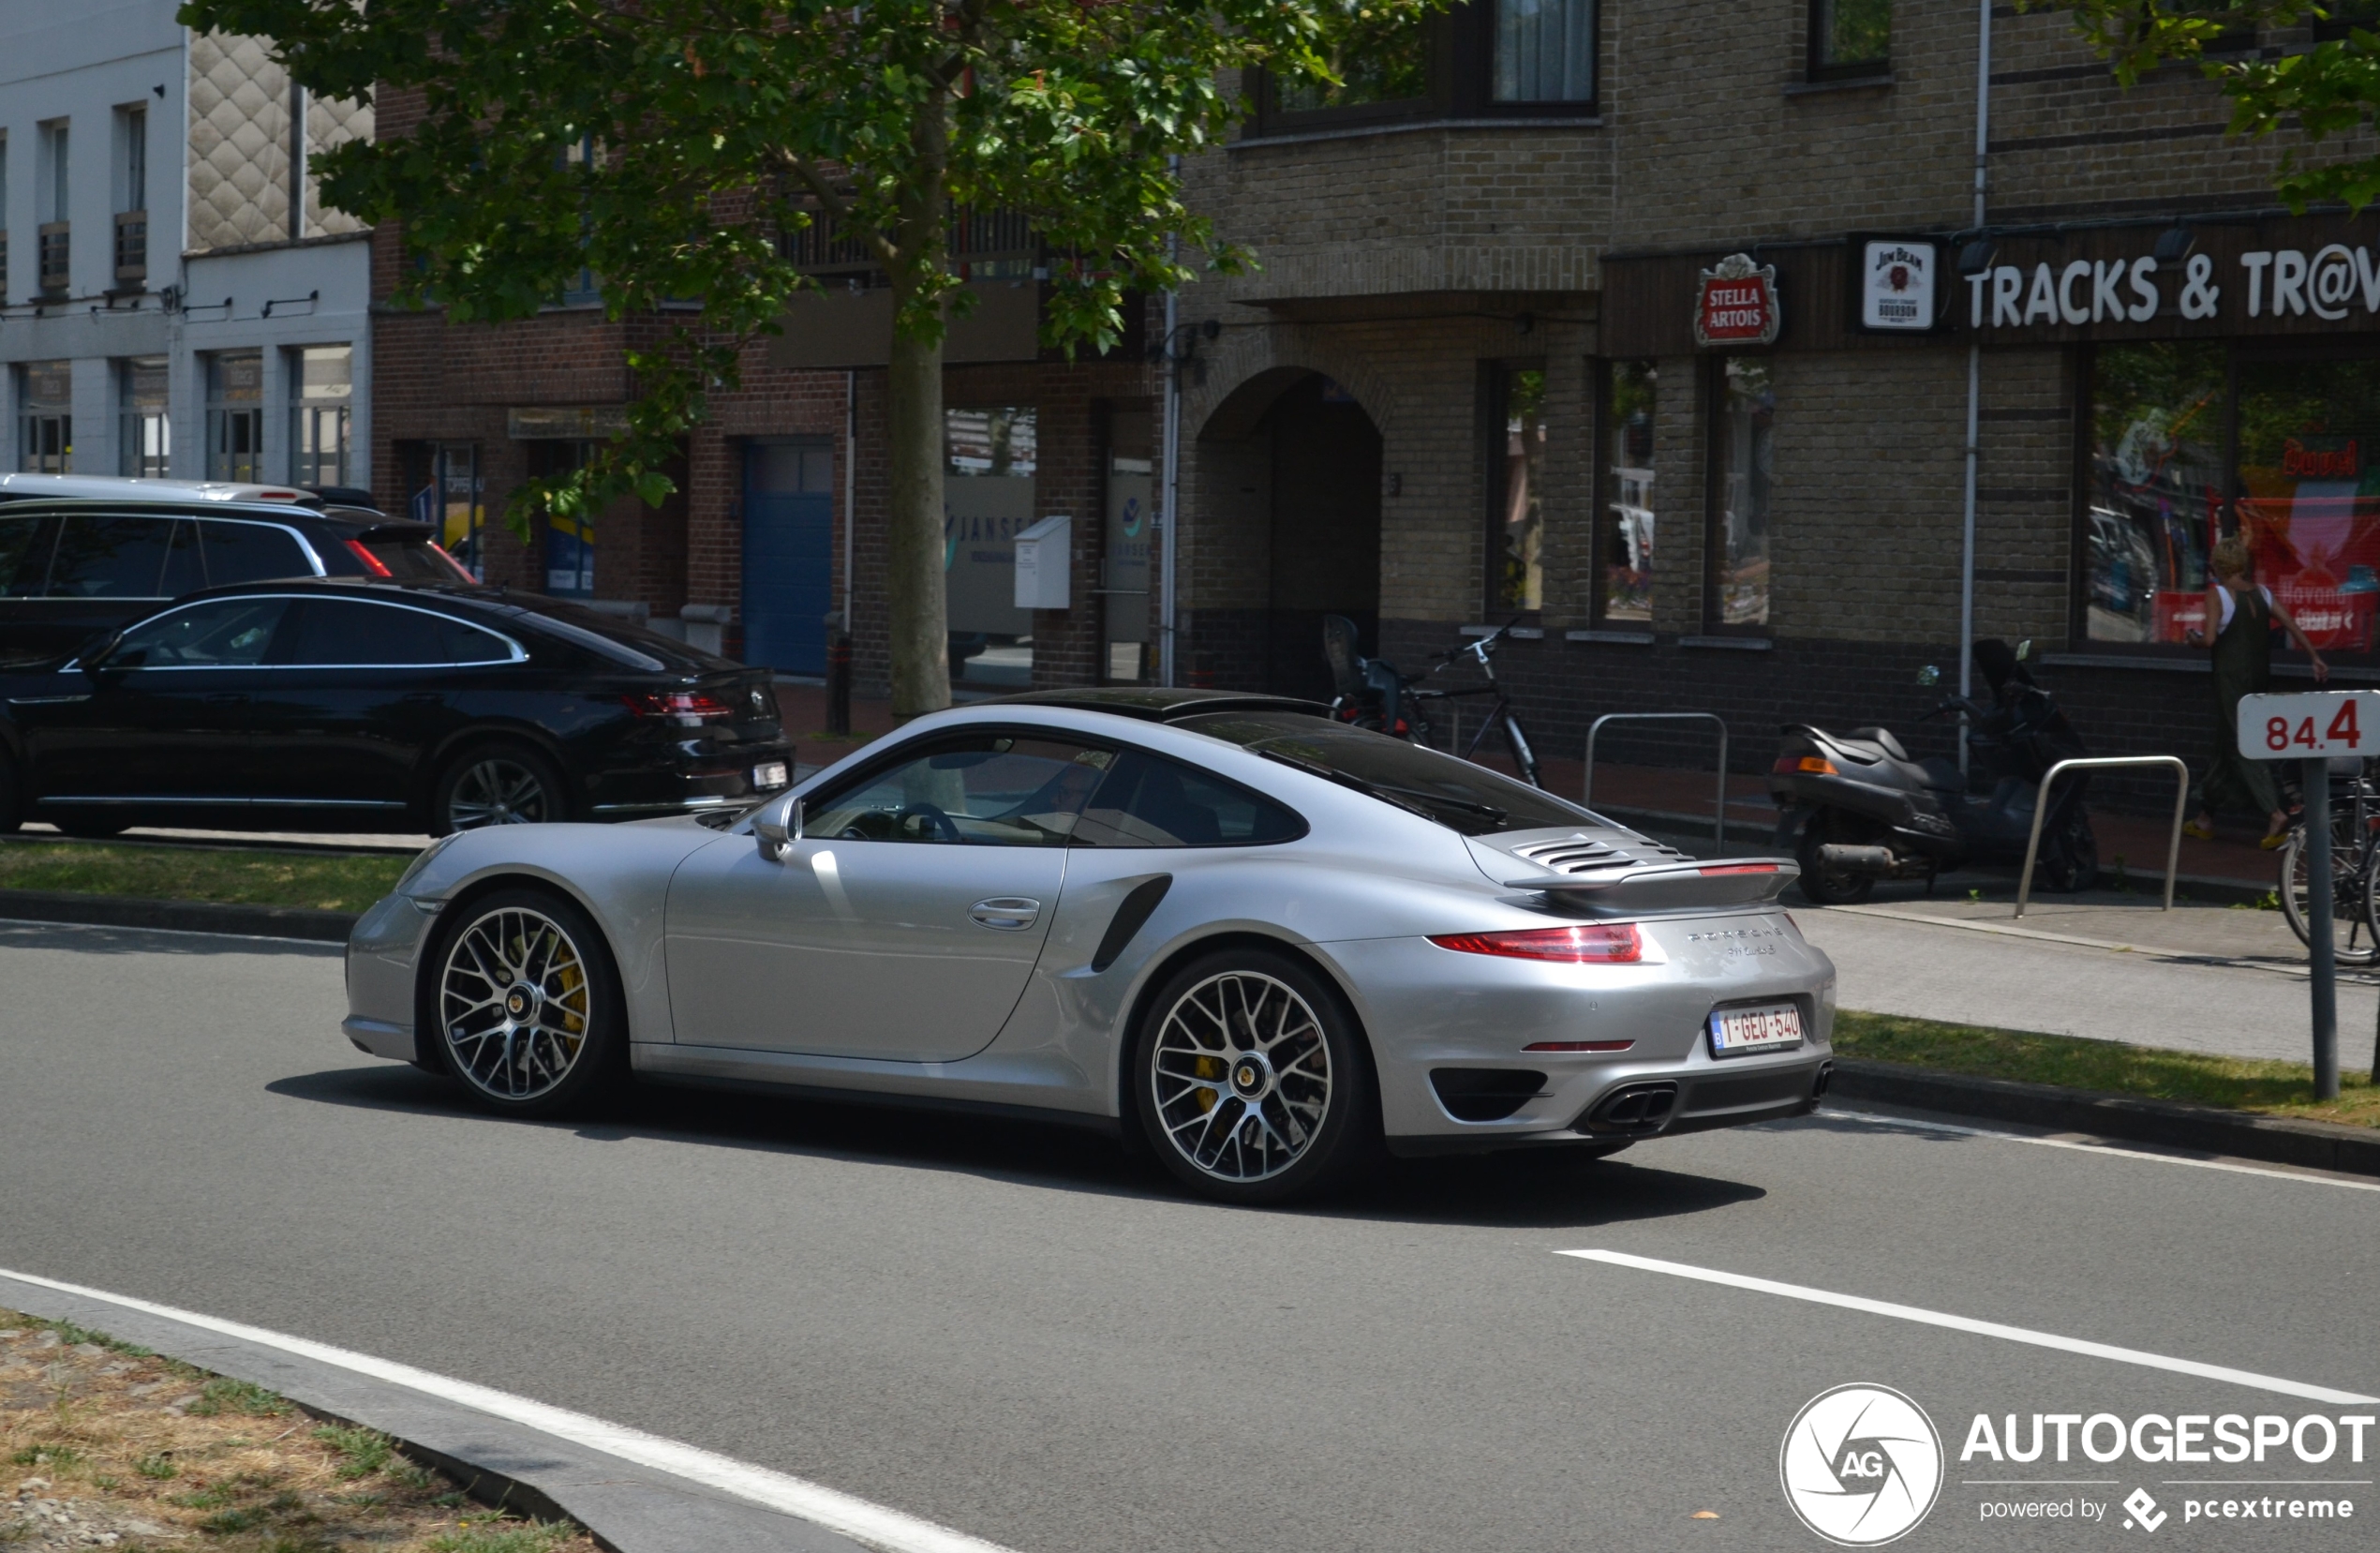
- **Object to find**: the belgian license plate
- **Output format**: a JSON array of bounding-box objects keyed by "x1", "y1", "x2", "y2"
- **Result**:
[
  {"x1": 1709, "y1": 1002, "x2": 1803, "y2": 1058},
  {"x1": 752, "y1": 761, "x2": 790, "y2": 789}
]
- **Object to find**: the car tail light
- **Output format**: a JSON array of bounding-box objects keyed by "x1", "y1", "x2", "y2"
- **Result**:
[
  {"x1": 1522, "y1": 1038, "x2": 1636, "y2": 1053},
  {"x1": 1428, "y1": 923, "x2": 1643, "y2": 963},
  {"x1": 1773, "y1": 754, "x2": 1837, "y2": 775},
  {"x1": 426, "y1": 542, "x2": 477, "y2": 582},
  {"x1": 623, "y1": 691, "x2": 736, "y2": 722},
  {"x1": 341, "y1": 538, "x2": 394, "y2": 577},
  {"x1": 1697, "y1": 862, "x2": 1778, "y2": 876}
]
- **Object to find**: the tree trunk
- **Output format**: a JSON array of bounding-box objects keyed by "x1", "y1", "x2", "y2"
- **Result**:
[{"x1": 883, "y1": 102, "x2": 953, "y2": 719}]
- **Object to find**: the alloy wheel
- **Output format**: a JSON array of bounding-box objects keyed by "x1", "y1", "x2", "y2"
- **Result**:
[
  {"x1": 439, "y1": 905, "x2": 594, "y2": 1101},
  {"x1": 1149, "y1": 970, "x2": 1333, "y2": 1184},
  {"x1": 448, "y1": 757, "x2": 551, "y2": 829}
]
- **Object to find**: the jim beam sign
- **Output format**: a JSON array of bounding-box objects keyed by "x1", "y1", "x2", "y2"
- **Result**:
[
  {"x1": 1859, "y1": 238, "x2": 1940, "y2": 332},
  {"x1": 1694, "y1": 253, "x2": 1780, "y2": 348}
]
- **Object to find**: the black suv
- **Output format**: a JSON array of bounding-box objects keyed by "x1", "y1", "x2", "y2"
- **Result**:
[
  {"x1": 0, "y1": 579, "x2": 794, "y2": 836},
  {"x1": 0, "y1": 495, "x2": 470, "y2": 663}
]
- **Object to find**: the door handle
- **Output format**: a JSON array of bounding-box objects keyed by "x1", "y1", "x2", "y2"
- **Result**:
[
  {"x1": 969, "y1": 897, "x2": 1042, "y2": 932},
  {"x1": 204, "y1": 692, "x2": 247, "y2": 706}
]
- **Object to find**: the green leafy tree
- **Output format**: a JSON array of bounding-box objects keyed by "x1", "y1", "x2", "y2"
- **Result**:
[
  {"x1": 181, "y1": 0, "x2": 1437, "y2": 713},
  {"x1": 2044, "y1": 2, "x2": 2380, "y2": 211}
]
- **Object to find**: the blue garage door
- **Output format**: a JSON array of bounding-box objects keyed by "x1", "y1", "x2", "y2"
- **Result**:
[{"x1": 742, "y1": 441, "x2": 835, "y2": 675}]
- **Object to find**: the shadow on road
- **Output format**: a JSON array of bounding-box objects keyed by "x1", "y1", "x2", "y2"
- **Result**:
[{"x1": 269, "y1": 1064, "x2": 1765, "y2": 1231}]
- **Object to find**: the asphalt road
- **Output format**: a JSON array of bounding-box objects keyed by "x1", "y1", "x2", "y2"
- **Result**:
[{"x1": 3, "y1": 920, "x2": 2376, "y2": 1551}]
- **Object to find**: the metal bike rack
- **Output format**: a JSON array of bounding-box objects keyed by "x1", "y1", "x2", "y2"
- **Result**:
[
  {"x1": 2014, "y1": 754, "x2": 2189, "y2": 919},
  {"x1": 1582, "y1": 712, "x2": 1732, "y2": 854}
]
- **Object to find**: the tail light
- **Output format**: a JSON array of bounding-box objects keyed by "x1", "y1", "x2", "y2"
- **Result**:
[
  {"x1": 1773, "y1": 754, "x2": 1837, "y2": 776},
  {"x1": 1428, "y1": 923, "x2": 1643, "y2": 963},
  {"x1": 341, "y1": 538, "x2": 393, "y2": 577},
  {"x1": 623, "y1": 690, "x2": 735, "y2": 722}
]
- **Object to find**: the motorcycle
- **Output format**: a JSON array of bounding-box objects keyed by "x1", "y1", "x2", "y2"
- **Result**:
[{"x1": 1768, "y1": 638, "x2": 2098, "y2": 905}]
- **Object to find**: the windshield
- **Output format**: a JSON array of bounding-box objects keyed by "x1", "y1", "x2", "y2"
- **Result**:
[{"x1": 1174, "y1": 711, "x2": 1605, "y2": 837}]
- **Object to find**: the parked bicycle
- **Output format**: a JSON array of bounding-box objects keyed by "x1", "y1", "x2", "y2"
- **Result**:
[
  {"x1": 2282, "y1": 754, "x2": 2380, "y2": 966},
  {"x1": 1322, "y1": 616, "x2": 1546, "y2": 788}
]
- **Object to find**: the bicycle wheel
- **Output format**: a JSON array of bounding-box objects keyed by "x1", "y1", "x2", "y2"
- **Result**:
[{"x1": 2281, "y1": 816, "x2": 2379, "y2": 966}]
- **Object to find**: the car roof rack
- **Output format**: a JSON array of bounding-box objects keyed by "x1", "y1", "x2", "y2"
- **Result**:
[{"x1": 993, "y1": 687, "x2": 1331, "y2": 723}]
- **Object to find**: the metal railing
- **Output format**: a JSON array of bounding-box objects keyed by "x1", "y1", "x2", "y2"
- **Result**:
[
  {"x1": 1582, "y1": 712, "x2": 1731, "y2": 854},
  {"x1": 2014, "y1": 754, "x2": 2188, "y2": 919}
]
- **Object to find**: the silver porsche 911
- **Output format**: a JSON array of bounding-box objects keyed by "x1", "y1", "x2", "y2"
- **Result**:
[{"x1": 342, "y1": 688, "x2": 1837, "y2": 1202}]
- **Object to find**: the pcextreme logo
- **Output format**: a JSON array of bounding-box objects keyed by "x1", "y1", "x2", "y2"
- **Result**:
[{"x1": 1781, "y1": 1383, "x2": 1945, "y2": 1546}]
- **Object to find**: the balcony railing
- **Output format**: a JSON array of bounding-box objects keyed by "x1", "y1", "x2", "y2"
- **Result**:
[
  {"x1": 114, "y1": 211, "x2": 146, "y2": 285},
  {"x1": 37, "y1": 222, "x2": 68, "y2": 294}
]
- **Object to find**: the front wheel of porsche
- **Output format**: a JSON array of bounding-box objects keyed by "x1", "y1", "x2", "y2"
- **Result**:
[
  {"x1": 427, "y1": 888, "x2": 626, "y2": 1117},
  {"x1": 1132, "y1": 949, "x2": 1376, "y2": 1204}
]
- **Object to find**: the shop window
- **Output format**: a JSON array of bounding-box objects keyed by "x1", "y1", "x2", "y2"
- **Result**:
[
  {"x1": 1709, "y1": 357, "x2": 1776, "y2": 630},
  {"x1": 1491, "y1": 365, "x2": 1546, "y2": 613},
  {"x1": 1807, "y1": 0, "x2": 1889, "y2": 80},
  {"x1": 1492, "y1": 0, "x2": 1596, "y2": 103},
  {"x1": 406, "y1": 441, "x2": 484, "y2": 580},
  {"x1": 204, "y1": 351, "x2": 262, "y2": 482},
  {"x1": 2082, "y1": 343, "x2": 2225, "y2": 648},
  {"x1": 2235, "y1": 355, "x2": 2380, "y2": 657},
  {"x1": 531, "y1": 439, "x2": 597, "y2": 597},
  {"x1": 18, "y1": 360, "x2": 71, "y2": 472},
  {"x1": 946, "y1": 406, "x2": 1036, "y2": 687},
  {"x1": 117, "y1": 355, "x2": 168, "y2": 477},
  {"x1": 1599, "y1": 359, "x2": 1657, "y2": 623},
  {"x1": 290, "y1": 345, "x2": 352, "y2": 487}
]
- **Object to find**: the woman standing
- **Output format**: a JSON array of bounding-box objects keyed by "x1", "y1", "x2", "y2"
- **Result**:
[{"x1": 2182, "y1": 535, "x2": 2328, "y2": 845}]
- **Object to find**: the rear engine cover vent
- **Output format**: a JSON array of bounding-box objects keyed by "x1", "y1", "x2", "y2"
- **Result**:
[
  {"x1": 1508, "y1": 833, "x2": 1686, "y2": 876},
  {"x1": 1429, "y1": 1068, "x2": 1549, "y2": 1123}
]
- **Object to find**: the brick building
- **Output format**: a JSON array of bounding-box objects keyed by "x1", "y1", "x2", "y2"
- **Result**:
[{"x1": 376, "y1": 3, "x2": 2380, "y2": 824}]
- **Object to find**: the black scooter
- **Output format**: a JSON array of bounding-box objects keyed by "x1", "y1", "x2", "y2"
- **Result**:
[{"x1": 1768, "y1": 639, "x2": 2098, "y2": 905}]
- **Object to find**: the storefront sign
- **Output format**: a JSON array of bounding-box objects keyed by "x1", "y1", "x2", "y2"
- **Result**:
[
  {"x1": 508, "y1": 405, "x2": 629, "y2": 440},
  {"x1": 1857, "y1": 238, "x2": 1939, "y2": 332},
  {"x1": 1694, "y1": 253, "x2": 1780, "y2": 348},
  {"x1": 1966, "y1": 214, "x2": 2380, "y2": 340}
]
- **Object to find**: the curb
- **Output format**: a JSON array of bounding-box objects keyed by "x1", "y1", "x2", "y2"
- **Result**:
[
  {"x1": 0, "y1": 889, "x2": 356, "y2": 942},
  {"x1": 1831, "y1": 1059, "x2": 2380, "y2": 1178}
]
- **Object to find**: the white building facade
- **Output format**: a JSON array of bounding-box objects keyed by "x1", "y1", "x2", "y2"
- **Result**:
[{"x1": 0, "y1": 5, "x2": 369, "y2": 490}]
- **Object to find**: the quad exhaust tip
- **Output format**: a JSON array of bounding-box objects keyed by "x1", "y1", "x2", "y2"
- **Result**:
[{"x1": 1584, "y1": 1081, "x2": 1679, "y2": 1135}]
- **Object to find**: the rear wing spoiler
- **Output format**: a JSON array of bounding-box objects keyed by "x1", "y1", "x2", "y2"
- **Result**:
[{"x1": 1501, "y1": 859, "x2": 1799, "y2": 912}]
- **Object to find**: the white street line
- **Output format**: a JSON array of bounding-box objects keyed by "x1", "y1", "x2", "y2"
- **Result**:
[
  {"x1": 0, "y1": 1265, "x2": 1019, "y2": 1553},
  {"x1": 1555, "y1": 1248, "x2": 2380, "y2": 1407},
  {"x1": 1814, "y1": 1107, "x2": 2380, "y2": 1195}
]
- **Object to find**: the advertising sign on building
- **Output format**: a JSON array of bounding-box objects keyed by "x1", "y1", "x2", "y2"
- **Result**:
[
  {"x1": 1857, "y1": 238, "x2": 1939, "y2": 332},
  {"x1": 1693, "y1": 253, "x2": 1780, "y2": 348}
]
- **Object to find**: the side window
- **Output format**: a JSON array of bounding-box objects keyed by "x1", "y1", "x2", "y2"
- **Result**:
[
  {"x1": 157, "y1": 520, "x2": 204, "y2": 598},
  {"x1": 199, "y1": 520, "x2": 314, "y2": 586},
  {"x1": 807, "y1": 734, "x2": 1109, "y2": 845},
  {"x1": 1073, "y1": 750, "x2": 1306, "y2": 848},
  {"x1": 278, "y1": 598, "x2": 452, "y2": 665},
  {"x1": 437, "y1": 615, "x2": 513, "y2": 663},
  {"x1": 44, "y1": 514, "x2": 176, "y2": 598},
  {"x1": 0, "y1": 515, "x2": 56, "y2": 598},
  {"x1": 112, "y1": 597, "x2": 288, "y2": 667}
]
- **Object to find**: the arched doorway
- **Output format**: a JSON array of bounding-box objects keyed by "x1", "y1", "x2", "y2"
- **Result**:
[{"x1": 1191, "y1": 370, "x2": 1383, "y2": 700}]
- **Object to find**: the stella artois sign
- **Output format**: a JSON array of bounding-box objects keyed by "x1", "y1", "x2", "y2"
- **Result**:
[{"x1": 1694, "y1": 252, "x2": 1780, "y2": 347}]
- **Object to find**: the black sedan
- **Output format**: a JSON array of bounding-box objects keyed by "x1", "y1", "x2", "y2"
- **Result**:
[{"x1": 0, "y1": 579, "x2": 795, "y2": 837}]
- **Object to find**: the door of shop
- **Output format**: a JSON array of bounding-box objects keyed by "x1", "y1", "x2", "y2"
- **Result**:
[{"x1": 741, "y1": 441, "x2": 834, "y2": 675}]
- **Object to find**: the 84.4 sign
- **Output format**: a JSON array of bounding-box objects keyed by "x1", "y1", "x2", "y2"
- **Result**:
[{"x1": 2238, "y1": 691, "x2": 2380, "y2": 761}]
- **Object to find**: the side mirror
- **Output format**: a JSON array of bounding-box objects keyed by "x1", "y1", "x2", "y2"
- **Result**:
[
  {"x1": 2016, "y1": 638, "x2": 2032, "y2": 662},
  {"x1": 754, "y1": 796, "x2": 802, "y2": 862},
  {"x1": 1916, "y1": 665, "x2": 1941, "y2": 687},
  {"x1": 95, "y1": 646, "x2": 147, "y2": 672}
]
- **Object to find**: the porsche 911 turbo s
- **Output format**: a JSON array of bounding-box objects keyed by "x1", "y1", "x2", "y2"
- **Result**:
[{"x1": 342, "y1": 688, "x2": 1837, "y2": 1202}]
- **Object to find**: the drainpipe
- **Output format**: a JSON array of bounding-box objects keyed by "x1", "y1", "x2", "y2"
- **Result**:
[
  {"x1": 842, "y1": 368, "x2": 856, "y2": 630},
  {"x1": 1958, "y1": 0, "x2": 1991, "y2": 774},
  {"x1": 1159, "y1": 155, "x2": 1183, "y2": 688}
]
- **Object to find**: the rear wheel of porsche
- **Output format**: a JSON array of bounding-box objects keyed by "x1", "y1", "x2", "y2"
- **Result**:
[
  {"x1": 1133, "y1": 948, "x2": 1375, "y2": 1204},
  {"x1": 426, "y1": 888, "x2": 626, "y2": 1117}
]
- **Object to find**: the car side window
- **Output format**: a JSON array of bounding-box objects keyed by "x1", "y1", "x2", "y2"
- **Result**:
[
  {"x1": 1072, "y1": 749, "x2": 1306, "y2": 848},
  {"x1": 277, "y1": 598, "x2": 457, "y2": 666},
  {"x1": 44, "y1": 515, "x2": 176, "y2": 598},
  {"x1": 157, "y1": 520, "x2": 204, "y2": 598},
  {"x1": 0, "y1": 515, "x2": 56, "y2": 598},
  {"x1": 199, "y1": 520, "x2": 313, "y2": 586},
  {"x1": 807, "y1": 734, "x2": 1110, "y2": 845},
  {"x1": 112, "y1": 598, "x2": 289, "y2": 668}
]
